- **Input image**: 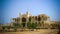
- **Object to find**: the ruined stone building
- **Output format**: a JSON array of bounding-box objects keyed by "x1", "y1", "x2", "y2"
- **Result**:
[{"x1": 12, "y1": 11, "x2": 50, "y2": 28}]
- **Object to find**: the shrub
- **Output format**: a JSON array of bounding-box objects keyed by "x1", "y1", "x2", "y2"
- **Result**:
[{"x1": 27, "y1": 22, "x2": 36, "y2": 29}]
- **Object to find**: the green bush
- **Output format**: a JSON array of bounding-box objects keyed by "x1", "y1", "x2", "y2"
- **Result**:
[
  {"x1": 27, "y1": 22, "x2": 36, "y2": 29},
  {"x1": 27, "y1": 22, "x2": 32, "y2": 29}
]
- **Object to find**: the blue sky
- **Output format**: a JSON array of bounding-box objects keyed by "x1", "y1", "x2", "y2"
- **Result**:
[{"x1": 0, "y1": 0, "x2": 60, "y2": 24}]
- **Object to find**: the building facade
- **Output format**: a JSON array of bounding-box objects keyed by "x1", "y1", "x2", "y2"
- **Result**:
[{"x1": 12, "y1": 11, "x2": 50, "y2": 28}]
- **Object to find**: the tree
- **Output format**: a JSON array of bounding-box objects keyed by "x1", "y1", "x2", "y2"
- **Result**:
[
  {"x1": 13, "y1": 23, "x2": 18, "y2": 32},
  {"x1": 27, "y1": 22, "x2": 36, "y2": 29},
  {"x1": 31, "y1": 23, "x2": 36, "y2": 29},
  {"x1": 27, "y1": 22, "x2": 36, "y2": 31},
  {"x1": 27, "y1": 22, "x2": 32, "y2": 29}
]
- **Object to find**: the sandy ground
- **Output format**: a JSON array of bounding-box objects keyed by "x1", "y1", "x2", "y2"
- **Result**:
[{"x1": 0, "y1": 29, "x2": 59, "y2": 34}]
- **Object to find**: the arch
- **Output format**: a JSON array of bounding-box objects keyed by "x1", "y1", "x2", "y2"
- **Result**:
[
  {"x1": 22, "y1": 17, "x2": 26, "y2": 22},
  {"x1": 38, "y1": 16, "x2": 41, "y2": 21},
  {"x1": 35, "y1": 16, "x2": 37, "y2": 20},
  {"x1": 29, "y1": 17, "x2": 31, "y2": 22}
]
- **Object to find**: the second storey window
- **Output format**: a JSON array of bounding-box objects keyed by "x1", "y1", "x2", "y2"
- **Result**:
[
  {"x1": 35, "y1": 16, "x2": 37, "y2": 21},
  {"x1": 38, "y1": 17, "x2": 41, "y2": 21},
  {"x1": 29, "y1": 17, "x2": 31, "y2": 22}
]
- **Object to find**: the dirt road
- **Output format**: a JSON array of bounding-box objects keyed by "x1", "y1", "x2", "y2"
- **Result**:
[{"x1": 0, "y1": 29, "x2": 59, "y2": 34}]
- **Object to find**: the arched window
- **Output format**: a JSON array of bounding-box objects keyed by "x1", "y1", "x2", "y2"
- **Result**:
[
  {"x1": 35, "y1": 22, "x2": 37, "y2": 26},
  {"x1": 22, "y1": 17, "x2": 26, "y2": 22},
  {"x1": 38, "y1": 17, "x2": 41, "y2": 21},
  {"x1": 35, "y1": 22, "x2": 37, "y2": 24},
  {"x1": 29, "y1": 17, "x2": 31, "y2": 22},
  {"x1": 35, "y1": 16, "x2": 37, "y2": 20}
]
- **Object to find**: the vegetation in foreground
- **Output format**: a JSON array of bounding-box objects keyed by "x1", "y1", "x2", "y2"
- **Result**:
[{"x1": 0, "y1": 22, "x2": 60, "y2": 32}]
